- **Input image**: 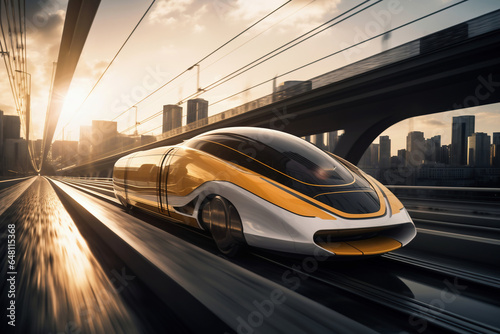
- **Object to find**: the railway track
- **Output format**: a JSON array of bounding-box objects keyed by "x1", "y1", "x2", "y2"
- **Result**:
[{"x1": 49, "y1": 176, "x2": 500, "y2": 333}]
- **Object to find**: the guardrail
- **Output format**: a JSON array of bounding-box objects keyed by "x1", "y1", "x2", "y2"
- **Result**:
[{"x1": 386, "y1": 185, "x2": 500, "y2": 202}]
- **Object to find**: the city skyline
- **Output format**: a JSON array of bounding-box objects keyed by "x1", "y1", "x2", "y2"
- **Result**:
[{"x1": 1, "y1": 0, "x2": 500, "y2": 144}]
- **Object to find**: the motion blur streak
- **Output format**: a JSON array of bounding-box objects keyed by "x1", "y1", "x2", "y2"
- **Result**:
[{"x1": 0, "y1": 176, "x2": 139, "y2": 333}]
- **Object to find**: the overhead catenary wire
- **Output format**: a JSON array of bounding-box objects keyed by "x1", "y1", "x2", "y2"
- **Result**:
[
  {"x1": 121, "y1": 0, "x2": 376, "y2": 134},
  {"x1": 173, "y1": 0, "x2": 378, "y2": 105},
  {"x1": 202, "y1": 0, "x2": 317, "y2": 74},
  {"x1": 208, "y1": 0, "x2": 470, "y2": 107},
  {"x1": 111, "y1": 0, "x2": 293, "y2": 122},
  {"x1": 57, "y1": 0, "x2": 158, "y2": 139},
  {"x1": 118, "y1": 0, "x2": 311, "y2": 125},
  {"x1": 124, "y1": 0, "x2": 469, "y2": 138},
  {"x1": 0, "y1": 0, "x2": 24, "y2": 112},
  {"x1": 0, "y1": 0, "x2": 36, "y2": 171}
]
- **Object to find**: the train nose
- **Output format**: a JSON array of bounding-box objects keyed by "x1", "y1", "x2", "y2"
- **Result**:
[{"x1": 313, "y1": 224, "x2": 414, "y2": 256}]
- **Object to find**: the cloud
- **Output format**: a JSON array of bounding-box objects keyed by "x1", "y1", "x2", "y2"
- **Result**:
[
  {"x1": 25, "y1": 0, "x2": 67, "y2": 41},
  {"x1": 220, "y1": 0, "x2": 341, "y2": 34},
  {"x1": 149, "y1": 0, "x2": 194, "y2": 25},
  {"x1": 421, "y1": 119, "x2": 446, "y2": 127},
  {"x1": 149, "y1": 0, "x2": 208, "y2": 33}
]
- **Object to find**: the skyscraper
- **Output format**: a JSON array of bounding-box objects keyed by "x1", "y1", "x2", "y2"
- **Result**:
[
  {"x1": 379, "y1": 136, "x2": 391, "y2": 168},
  {"x1": 468, "y1": 132, "x2": 490, "y2": 167},
  {"x1": 425, "y1": 135, "x2": 441, "y2": 164},
  {"x1": 406, "y1": 131, "x2": 425, "y2": 167},
  {"x1": 359, "y1": 143, "x2": 379, "y2": 168},
  {"x1": 493, "y1": 132, "x2": 500, "y2": 145},
  {"x1": 3, "y1": 114, "x2": 20, "y2": 139},
  {"x1": 91, "y1": 120, "x2": 118, "y2": 156},
  {"x1": 186, "y1": 98, "x2": 208, "y2": 125},
  {"x1": 451, "y1": 115, "x2": 475, "y2": 165},
  {"x1": 162, "y1": 104, "x2": 182, "y2": 133},
  {"x1": 76, "y1": 125, "x2": 92, "y2": 164},
  {"x1": 492, "y1": 132, "x2": 500, "y2": 167}
]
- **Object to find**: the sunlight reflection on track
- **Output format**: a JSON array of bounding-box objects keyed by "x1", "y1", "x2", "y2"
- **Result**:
[{"x1": 0, "y1": 176, "x2": 139, "y2": 333}]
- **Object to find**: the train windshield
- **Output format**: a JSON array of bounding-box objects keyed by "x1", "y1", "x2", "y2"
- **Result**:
[{"x1": 185, "y1": 128, "x2": 380, "y2": 214}]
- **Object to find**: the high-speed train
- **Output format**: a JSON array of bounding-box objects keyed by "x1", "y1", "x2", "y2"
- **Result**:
[{"x1": 113, "y1": 127, "x2": 416, "y2": 257}]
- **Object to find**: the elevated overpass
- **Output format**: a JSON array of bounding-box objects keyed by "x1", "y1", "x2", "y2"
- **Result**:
[{"x1": 62, "y1": 10, "x2": 500, "y2": 176}]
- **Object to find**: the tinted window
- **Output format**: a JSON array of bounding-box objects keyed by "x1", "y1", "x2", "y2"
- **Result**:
[
  {"x1": 186, "y1": 133, "x2": 353, "y2": 186},
  {"x1": 185, "y1": 129, "x2": 380, "y2": 214}
]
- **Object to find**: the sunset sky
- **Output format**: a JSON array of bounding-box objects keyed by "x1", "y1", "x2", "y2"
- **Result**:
[{"x1": 1, "y1": 0, "x2": 499, "y2": 156}]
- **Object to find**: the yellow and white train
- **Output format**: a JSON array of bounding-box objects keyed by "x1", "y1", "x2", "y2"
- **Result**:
[{"x1": 113, "y1": 127, "x2": 416, "y2": 257}]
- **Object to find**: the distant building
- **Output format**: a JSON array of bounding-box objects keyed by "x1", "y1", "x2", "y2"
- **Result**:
[
  {"x1": 493, "y1": 132, "x2": 500, "y2": 145},
  {"x1": 0, "y1": 113, "x2": 22, "y2": 175},
  {"x1": 273, "y1": 81, "x2": 312, "y2": 102},
  {"x1": 406, "y1": 131, "x2": 425, "y2": 166},
  {"x1": 397, "y1": 149, "x2": 407, "y2": 167},
  {"x1": 425, "y1": 135, "x2": 441, "y2": 164},
  {"x1": 440, "y1": 144, "x2": 451, "y2": 165},
  {"x1": 52, "y1": 140, "x2": 78, "y2": 164},
  {"x1": 379, "y1": 136, "x2": 391, "y2": 168},
  {"x1": 492, "y1": 132, "x2": 500, "y2": 167},
  {"x1": 2, "y1": 114, "x2": 21, "y2": 140},
  {"x1": 2, "y1": 138, "x2": 27, "y2": 175},
  {"x1": 451, "y1": 115, "x2": 474, "y2": 166},
  {"x1": 186, "y1": 99, "x2": 208, "y2": 125},
  {"x1": 92, "y1": 120, "x2": 118, "y2": 157},
  {"x1": 78, "y1": 125, "x2": 93, "y2": 162},
  {"x1": 359, "y1": 143, "x2": 379, "y2": 168},
  {"x1": 468, "y1": 132, "x2": 490, "y2": 167},
  {"x1": 162, "y1": 104, "x2": 182, "y2": 132}
]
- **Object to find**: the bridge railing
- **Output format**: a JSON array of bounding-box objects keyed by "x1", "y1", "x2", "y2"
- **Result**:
[
  {"x1": 63, "y1": 10, "x2": 500, "y2": 169},
  {"x1": 386, "y1": 185, "x2": 500, "y2": 202}
]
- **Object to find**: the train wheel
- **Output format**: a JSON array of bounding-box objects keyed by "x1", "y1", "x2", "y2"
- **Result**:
[{"x1": 207, "y1": 196, "x2": 245, "y2": 257}]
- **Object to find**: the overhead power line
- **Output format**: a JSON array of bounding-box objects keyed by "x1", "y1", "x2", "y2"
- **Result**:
[
  {"x1": 174, "y1": 0, "x2": 378, "y2": 104},
  {"x1": 209, "y1": 0, "x2": 470, "y2": 107},
  {"x1": 111, "y1": 0, "x2": 293, "y2": 122},
  {"x1": 57, "y1": 0, "x2": 157, "y2": 138},
  {"x1": 124, "y1": 0, "x2": 469, "y2": 137}
]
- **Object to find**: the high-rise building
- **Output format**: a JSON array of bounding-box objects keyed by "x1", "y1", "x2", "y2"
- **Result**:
[
  {"x1": 425, "y1": 135, "x2": 441, "y2": 164},
  {"x1": 92, "y1": 120, "x2": 118, "y2": 156},
  {"x1": 440, "y1": 144, "x2": 451, "y2": 165},
  {"x1": 406, "y1": 131, "x2": 425, "y2": 166},
  {"x1": 359, "y1": 143, "x2": 379, "y2": 168},
  {"x1": 492, "y1": 132, "x2": 500, "y2": 167},
  {"x1": 78, "y1": 125, "x2": 92, "y2": 162},
  {"x1": 52, "y1": 140, "x2": 78, "y2": 163},
  {"x1": 2, "y1": 138, "x2": 27, "y2": 175},
  {"x1": 397, "y1": 149, "x2": 407, "y2": 167},
  {"x1": 493, "y1": 133, "x2": 500, "y2": 145},
  {"x1": 468, "y1": 132, "x2": 490, "y2": 167},
  {"x1": 379, "y1": 136, "x2": 391, "y2": 168},
  {"x1": 186, "y1": 99, "x2": 208, "y2": 125},
  {"x1": 163, "y1": 104, "x2": 182, "y2": 132},
  {"x1": 3, "y1": 114, "x2": 20, "y2": 140},
  {"x1": 451, "y1": 115, "x2": 474, "y2": 165}
]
